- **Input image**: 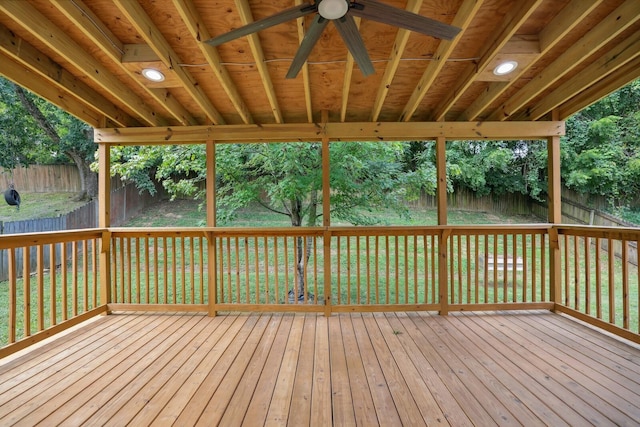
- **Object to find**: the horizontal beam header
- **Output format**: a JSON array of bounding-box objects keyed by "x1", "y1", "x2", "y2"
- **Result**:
[{"x1": 94, "y1": 121, "x2": 565, "y2": 145}]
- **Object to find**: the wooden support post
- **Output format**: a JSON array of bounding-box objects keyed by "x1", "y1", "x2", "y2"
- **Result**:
[
  {"x1": 322, "y1": 110, "x2": 332, "y2": 316},
  {"x1": 547, "y1": 118, "x2": 562, "y2": 308},
  {"x1": 435, "y1": 136, "x2": 449, "y2": 314},
  {"x1": 98, "y1": 143, "x2": 112, "y2": 310},
  {"x1": 436, "y1": 136, "x2": 447, "y2": 225},
  {"x1": 206, "y1": 140, "x2": 217, "y2": 316}
]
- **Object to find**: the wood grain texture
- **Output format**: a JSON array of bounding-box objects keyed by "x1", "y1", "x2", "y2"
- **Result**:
[{"x1": 2, "y1": 311, "x2": 638, "y2": 425}]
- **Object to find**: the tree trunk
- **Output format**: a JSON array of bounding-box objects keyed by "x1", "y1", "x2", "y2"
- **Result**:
[
  {"x1": 67, "y1": 150, "x2": 97, "y2": 201},
  {"x1": 14, "y1": 84, "x2": 96, "y2": 200},
  {"x1": 290, "y1": 190, "x2": 319, "y2": 301}
]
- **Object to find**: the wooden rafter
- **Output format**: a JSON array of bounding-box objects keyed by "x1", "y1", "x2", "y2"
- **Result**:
[
  {"x1": 234, "y1": 0, "x2": 283, "y2": 124},
  {"x1": 294, "y1": 0, "x2": 313, "y2": 123},
  {"x1": 399, "y1": 0, "x2": 483, "y2": 122},
  {"x1": 171, "y1": 0, "x2": 254, "y2": 125},
  {"x1": 369, "y1": 0, "x2": 422, "y2": 122},
  {"x1": 0, "y1": 0, "x2": 635, "y2": 131},
  {"x1": 429, "y1": 0, "x2": 543, "y2": 121},
  {"x1": 489, "y1": 0, "x2": 640, "y2": 121},
  {"x1": 50, "y1": 0, "x2": 196, "y2": 127},
  {"x1": 0, "y1": 1, "x2": 162, "y2": 126},
  {"x1": 523, "y1": 30, "x2": 640, "y2": 121},
  {"x1": 458, "y1": 0, "x2": 603, "y2": 121},
  {"x1": 558, "y1": 57, "x2": 640, "y2": 120},
  {"x1": 113, "y1": 0, "x2": 225, "y2": 125},
  {"x1": 0, "y1": 23, "x2": 132, "y2": 127}
]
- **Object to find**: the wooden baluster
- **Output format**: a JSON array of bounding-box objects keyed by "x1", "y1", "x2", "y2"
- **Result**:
[
  {"x1": 49, "y1": 243, "x2": 56, "y2": 326},
  {"x1": 8, "y1": 249, "x2": 17, "y2": 343},
  {"x1": 584, "y1": 235, "x2": 591, "y2": 315},
  {"x1": 622, "y1": 239, "x2": 629, "y2": 330},
  {"x1": 608, "y1": 238, "x2": 615, "y2": 324}
]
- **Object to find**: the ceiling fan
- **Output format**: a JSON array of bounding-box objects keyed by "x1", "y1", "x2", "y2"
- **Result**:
[{"x1": 205, "y1": 0, "x2": 461, "y2": 79}]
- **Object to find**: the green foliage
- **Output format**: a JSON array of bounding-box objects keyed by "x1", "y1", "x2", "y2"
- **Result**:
[
  {"x1": 111, "y1": 142, "x2": 438, "y2": 227},
  {"x1": 446, "y1": 139, "x2": 548, "y2": 201},
  {"x1": 0, "y1": 78, "x2": 42, "y2": 169},
  {"x1": 562, "y1": 79, "x2": 640, "y2": 207},
  {"x1": 0, "y1": 76, "x2": 96, "y2": 169}
]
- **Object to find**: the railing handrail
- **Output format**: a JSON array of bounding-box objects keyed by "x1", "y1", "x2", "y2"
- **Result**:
[{"x1": 0, "y1": 228, "x2": 106, "y2": 249}]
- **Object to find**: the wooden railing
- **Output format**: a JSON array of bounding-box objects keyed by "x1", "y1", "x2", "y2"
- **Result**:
[
  {"x1": 108, "y1": 225, "x2": 553, "y2": 313},
  {"x1": 109, "y1": 229, "x2": 208, "y2": 311},
  {"x1": 3, "y1": 224, "x2": 639, "y2": 355},
  {"x1": 0, "y1": 229, "x2": 107, "y2": 357},
  {"x1": 447, "y1": 226, "x2": 551, "y2": 311},
  {"x1": 555, "y1": 225, "x2": 639, "y2": 341}
]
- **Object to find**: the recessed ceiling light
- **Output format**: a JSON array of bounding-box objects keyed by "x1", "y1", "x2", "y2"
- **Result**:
[
  {"x1": 318, "y1": 0, "x2": 349, "y2": 20},
  {"x1": 493, "y1": 60, "x2": 518, "y2": 76},
  {"x1": 141, "y1": 68, "x2": 165, "y2": 82}
]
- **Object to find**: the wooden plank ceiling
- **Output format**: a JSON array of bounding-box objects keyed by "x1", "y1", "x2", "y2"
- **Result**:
[{"x1": 0, "y1": 0, "x2": 639, "y2": 130}]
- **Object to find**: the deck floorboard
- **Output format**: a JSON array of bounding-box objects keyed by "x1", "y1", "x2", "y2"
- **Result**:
[{"x1": 1, "y1": 310, "x2": 639, "y2": 426}]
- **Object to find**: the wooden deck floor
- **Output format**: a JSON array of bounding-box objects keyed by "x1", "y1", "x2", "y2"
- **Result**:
[{"x1": 0, "y1": 310, "x2": 639, "y2": 426}]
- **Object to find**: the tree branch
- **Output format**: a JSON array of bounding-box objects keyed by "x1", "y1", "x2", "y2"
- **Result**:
[{"x1": 14, "y1": 84, "x2": 60, "y2": 144}]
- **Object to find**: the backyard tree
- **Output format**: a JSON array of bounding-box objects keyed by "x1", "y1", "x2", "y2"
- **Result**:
[
  {"x1": 562, "y1": 79, "x2": 640, "y2": 211},
  {"x1": 110, "y1": 141, "x2": 437, "y2": 299},
  {"x1": 0, "y1": 78, "x2": 37, "y2": 172},
  {"x1": 445, "y1": 139, "x2": 549, "y2": 201},
  {"x1": 0, "y1": 77, "x2": 97, "y2": 201}
]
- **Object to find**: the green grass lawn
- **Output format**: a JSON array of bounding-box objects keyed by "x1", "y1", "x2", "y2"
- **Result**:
[
  {"x1": 123, "y1": 198, "x2": 544, "y2": 228},
  {"x1": 0, "y1": 192, "x2": 87, "y2": 222}
]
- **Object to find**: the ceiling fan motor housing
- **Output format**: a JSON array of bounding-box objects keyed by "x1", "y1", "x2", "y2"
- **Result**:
[{"x1": 318, "y1": 0, "x2": 349, "y2": 20}]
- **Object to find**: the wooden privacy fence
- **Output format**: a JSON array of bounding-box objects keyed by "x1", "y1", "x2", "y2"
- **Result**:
[
  {"x1": 0, "y1": 165, "x2": 81, "y2": 193},
  {"x1": 0, "y1": 202, "x2": 97, "y2": 282}
]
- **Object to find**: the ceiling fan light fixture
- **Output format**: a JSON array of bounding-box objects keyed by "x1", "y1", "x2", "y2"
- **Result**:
[
  {"x1": 493, "y1": 60, "x2": 518, "y2": 76},
  {"x1": 141, "y1": 68, "x2": 165, "y2": 82},
  {"x1": 318, "y1": 0, "x2": 349, "y2": 20}
]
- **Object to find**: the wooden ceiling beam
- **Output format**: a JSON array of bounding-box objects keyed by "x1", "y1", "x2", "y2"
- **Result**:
[
  {"x1": 171, "y1": 0, "x2": 254, "y2": 125},
  {"x1": 557, "y1": 57, "x2": 640, "y2": 120},
  {"x1": 234, "y1": 0, "x2": 283, "y2": 124},
  {"x1": 523, "y1": 30, "x2": 640, "y2": 121},
  {"x1": 113, "y1": 0, "x2": 225, "y2": 125},
  {"x1": 488, "y1": 0, "x2": 640, "y2": 121},
  {"x1": 51, "y1": 0, "x2": 196, "y2": 126},
  {"x1": 369, "y1": 0, "x2": 422, "y2": 122},
  {"x1": 0, "y1": 1, "x2": 163, "y2": 126},
  {"x1": 0, "y1": 23, "x2": 133, "y2": 127},
  {"x1": 294, "y1": 0, "x2": 313, "y2": 123},
  {"x1": 429, "y1": 0, "x2": 543, "y2": 121},
  {"x1": 459, "y1": 0, "x2": 603, "y2": 121},
  {"x1": 95, "y1": 121, "x2": 564, "y2": 145},
  {"x1": 399, "y1": 0, "x2": 482, "y2": 122}
]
